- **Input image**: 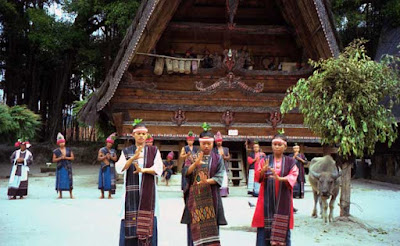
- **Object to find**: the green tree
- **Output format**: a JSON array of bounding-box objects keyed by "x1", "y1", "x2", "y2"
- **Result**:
[
  {"x1": 280, "y1": 39, "x2": 400, "y2": 217},
  {"x1": 0, "y1": 104, "x2": 41, "y2": 141},
  {"x1": 1, "y1": 0, "x2": 140, "y2": 141}
]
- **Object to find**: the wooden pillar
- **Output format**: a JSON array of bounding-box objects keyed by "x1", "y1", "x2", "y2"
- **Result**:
[
  {"x1": 112, "y1": 112, "x2": 124, "y2": 136},
  {"x1": 339, "y1": 155, "x2": 354, "y2": 217}
]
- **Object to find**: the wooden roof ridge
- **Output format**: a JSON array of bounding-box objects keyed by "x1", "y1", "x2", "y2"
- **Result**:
[
  {"x1": 275, "y1": 0, "x2": 340, "y2": 59},
  {"x1": 79, "y1": 0, "x2": 162, "y2": 125},
  {"x1": 313, "y1": 0, "x2": 340, "y2": 57},
  {"x1": 79, "y1": 0, "x2": 340, "y2": 125}
]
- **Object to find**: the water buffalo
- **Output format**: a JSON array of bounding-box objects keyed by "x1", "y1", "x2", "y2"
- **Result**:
[{"x1": 308, "y1": 155, "x2": 341, "y2": 223}]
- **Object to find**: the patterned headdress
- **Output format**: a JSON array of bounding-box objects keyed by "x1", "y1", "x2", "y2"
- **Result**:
[
  {"x1": 56, "y1": 132, "x2": 65, "y2": 145},
  {"x1": 214, "y1": 131, "x2": 223, "y2": 142},
  {"x1": 146, "y1": 134, "x2": 154, "y2": 142},
  {"x1": 106, "y1": 132, "x2": 117, "y2": 144},
  {"x1": 167, "y1": 151, "x2": 174, "y2": 160},
  {"x1": 15, "y1": 137, "x2": 31, "y2": 148},
  {"x1": 186, "y1": 131, "x2": 195, "y2": 141},
  {"x1": 272, "y1": 128, "x2": 287, "y2": 146},
  {"x1": 132, "y1": 118, "x2": 148, "y2": 133},
  {"x1": 199, "y1": 122, "x2": 214, "y2": 142}
]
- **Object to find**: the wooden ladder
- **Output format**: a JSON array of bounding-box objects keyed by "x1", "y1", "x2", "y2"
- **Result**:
[{"x1": 228, "y1": 150, "x2": 246, "y2": 186}]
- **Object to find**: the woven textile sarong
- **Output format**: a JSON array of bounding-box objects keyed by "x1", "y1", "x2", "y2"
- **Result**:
[
  {"x1": 264, "y1": 155, "x2": 294, "y2": 245},
  {"x1": 188, "y1": 183, "x2": 220, "y2": 246},
  {"x1": 98, "y1": 147, "x2": 117, "y2": 194},
  {"x1": 188, "y1": 154, "x2": 220, "y2": 246},
  {"x1": 54, "y1": 148, "x2": 73, "y2": 191}
]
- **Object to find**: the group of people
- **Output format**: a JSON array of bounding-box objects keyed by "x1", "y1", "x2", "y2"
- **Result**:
[{"x1": 6, "y1": 119, "x2": 309, "y2": 246}]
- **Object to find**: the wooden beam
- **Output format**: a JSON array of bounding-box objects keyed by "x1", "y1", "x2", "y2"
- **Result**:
[
  {"x1": 119, "y1": 134, "x2": 321, "y2": 143},
  {"x1": 112, "y1": 112, "x2": 124, "y2": 136},
  {"x1": 112, "y1": 102, "x2": 280, "y2": 113},
  {"x1": 167, "y1": 22, "x2": 292, "y2": 35}
]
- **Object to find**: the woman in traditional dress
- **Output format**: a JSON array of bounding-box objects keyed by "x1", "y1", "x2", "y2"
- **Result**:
[
  {"x1": 213, "y1": 131, "x2": 230, "y2": 197},
  {"x1": 8, "y1": 139, "x2": 33, "y2": 199},
  {"x1": 52, "y1": 133, "x2": 75, "y2": 199},
  {"x1": 162, "y1": 151, "x2": 174, "y2": 186},
  {"x1": 247, "y1": 141, "x2": 266, "y2": 197},
  {"x1": 252, "y1": 133, "x2": 298, "y2": 246},
  {"x1": 98, "y1": 133, "x2": 118, "y2": 199},
  {"x1": 289, "y1": 143, "x2": 308, "y2": 199}
]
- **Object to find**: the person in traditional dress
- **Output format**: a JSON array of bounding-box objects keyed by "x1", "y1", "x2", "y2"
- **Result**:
[
  {"x1": 245, "y1": 139, "x2": 254, "y2": 193},
  {"x1": 115, "y1": 119, "x2": 163, "y2": 246},
  {"x1": 98, "y1": 133, "x2": 118, "y2": 199},
  {"x1": 180, "y1": 131, "x2": 198, "y2": 191},
  {"x1": 8, "y1": 139, "x2": 33, "y2": 199},
  {"x1": 289, "y1": 143, "x2": 308, "y2": 199},
  {"x1": 52, "y1": 133, "x2": 75, "y2": 199},
  {"x1": 181, "y1": 123, "x2": 227, "y2": 246},
  {"x1": 252, "y1": 132, "x2": 298, "y2": 246},
  {"x1": 146, "y1": 134, "x2": 154, "y2": 146},
  {"x1": 247, "y1": 141, "x2": 266, "y2": 197},
  {"x1": 162, "y1": 151, "x2": 174, "y2": 186},
  {"x1": 213, "y1": 131, "x2": 230, "y2": 197}
]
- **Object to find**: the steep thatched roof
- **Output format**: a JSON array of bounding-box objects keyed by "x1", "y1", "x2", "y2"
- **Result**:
[
  {"x1": 375, "y1": 25, "x2": 400, "y2": 121},
  {"x1": 79, "y1": 0, "x2": 340, "y2": 125}
]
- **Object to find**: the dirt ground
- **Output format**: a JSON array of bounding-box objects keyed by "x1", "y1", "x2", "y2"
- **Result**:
[{"x1": 0, "y1": 162, "x2": 399, "y2": 246}]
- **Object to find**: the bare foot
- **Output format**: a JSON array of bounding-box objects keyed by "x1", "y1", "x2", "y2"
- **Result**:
[
  {"x1": 57, "y1": 196, "x2": 62, "y2": 199},
  {"x1": 9, "y1": 196, "x2": 16, "y2": 200},
  {"x1": 108, "y1": 196, "x2": 113, "y2": 199},
  {"x1": 70, "y1": 196, "x2": 74, "y2": 199},
  {"x1": 99, "y1": 196, "x2": 105, "y2": 199},
  {"x1": 20, "y1": 196, "x2": 24, "y2": 199}
]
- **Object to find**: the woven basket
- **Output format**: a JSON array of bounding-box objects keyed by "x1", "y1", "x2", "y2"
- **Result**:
[
  {"x1": 179, "y1": 60, "x2": 185, "y2": 73},
  {"x1": 173, "y1": 60, "x2": 179, "y2": 73},
  {"x1": 165, "y1": 58, "x2": 173, "y2": 74},
  {"x1": 184, "y1": 60, "x2": 191, "y2": 74}
]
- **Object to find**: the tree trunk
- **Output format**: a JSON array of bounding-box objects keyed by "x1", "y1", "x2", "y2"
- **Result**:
[{"x1": 340, "y1": 161, "x2": 352, "y2": 217}]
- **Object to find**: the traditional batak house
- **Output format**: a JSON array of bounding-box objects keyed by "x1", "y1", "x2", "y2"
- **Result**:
[
  {"x1": 369, "y1": 26, "x2": 400, "y2": 184},
  {"x1": 80, "y1": 0, "x2": 340, "y2": 184}
]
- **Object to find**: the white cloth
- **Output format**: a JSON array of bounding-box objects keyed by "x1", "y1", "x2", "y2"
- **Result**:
[
  {"x1": 9, "y1": 150, "x2": 31, "y2": 188},
  {"x1": 115, "y1": 146, "x2": 163, "y2": 220},
  {"x1": 247, "y1": 169, "x2": 255, "y2": 192},
  {"x1": 221, "y1": 168, "x2": 229, "y2": 188}
]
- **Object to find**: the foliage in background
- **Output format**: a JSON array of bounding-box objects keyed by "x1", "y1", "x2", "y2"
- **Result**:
[
  {"x1": 331, "y1": 0, "x2": 400, "y2": 57},
  {"x1": 0, "y1": 104, "x2": 41, "y2": 141},
  {"x1": 281, "y1": 39, "x2": 400, "y2": 158},
  {"x1": 72, "y1": 95, "x2": 114, "y2": 141},
  {"x1": 0, "y1": 0, "x2": 140, "y2": 141}
]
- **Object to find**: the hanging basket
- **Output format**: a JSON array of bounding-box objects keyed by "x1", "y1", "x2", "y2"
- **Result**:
[
  {"x1": 173, "y1": 60, "x2": 179, "y2": 73},
  {"x1": 179, "y1": 60, "x2": 185, "y2": 73},
  {"x1": 184, "y1": 60, "x2": 191, "y2": 74},
  {"x1": 192, "y1": 60, "x2": 198, "y2": 74},
  {"x1": 165, "y1": 58, "x2": 173, "y2": 74},
  {"x1": 154, "y1": 58, "x2": 164, "y2": 75}
]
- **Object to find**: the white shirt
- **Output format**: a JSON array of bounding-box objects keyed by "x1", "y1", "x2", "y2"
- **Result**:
[{"x1": 115, "y1": 146, "x2": 163, "y2": 220}]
